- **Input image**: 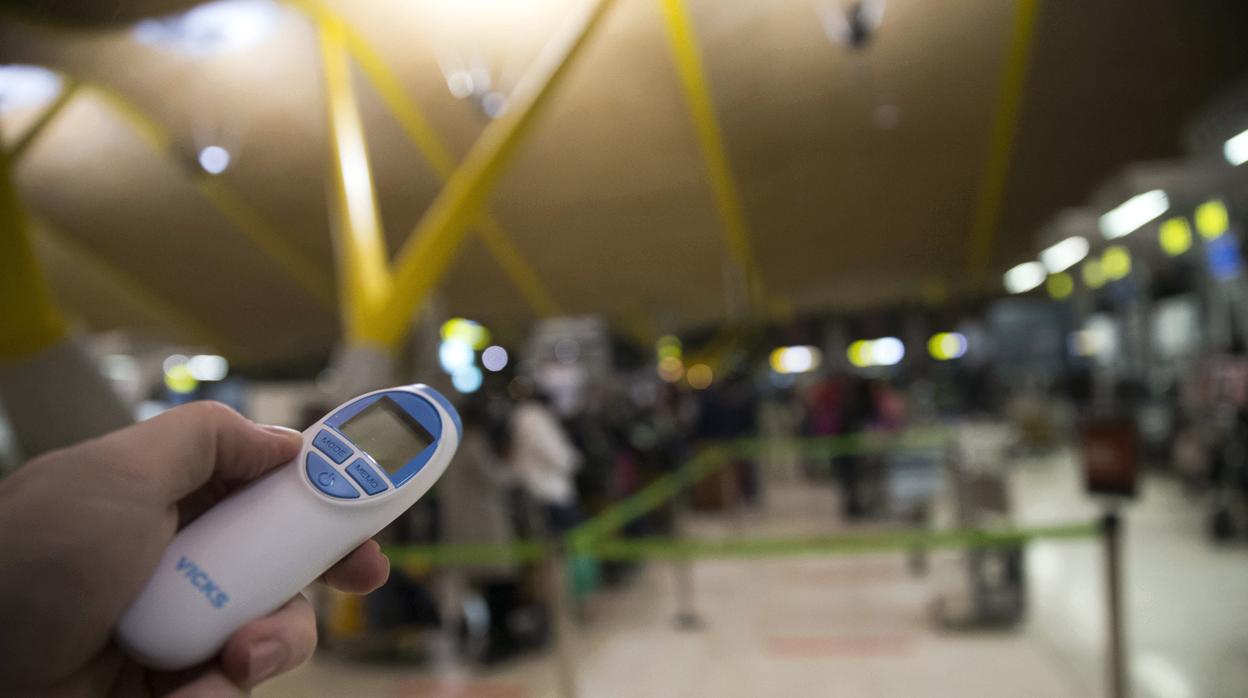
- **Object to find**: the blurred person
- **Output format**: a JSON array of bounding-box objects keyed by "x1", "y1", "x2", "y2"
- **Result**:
[
  {"x1": 758, "y1": 386, "x2": 802, "y2": 483},
  {"x1": 0, "y1": 402, "x2": 389, "y2": 696},
  {"x1": 436, "y1": 398, "x2": 527, "y2": 661},
  {"x1": 836, "y1": 376, "x2": 877, "y2": 519},
  {"x1": 510, "y1": 390, "x2": 583, "y2": 534},
  {"x1": 439, "y1": 398, "x2": 517, "y2": 572},
  {"x1": 695, "y1": 370, "x2": 761, "y2": 506},
  {"x1": 870, "y1": 378, "x2": 908, "y2": 431}
]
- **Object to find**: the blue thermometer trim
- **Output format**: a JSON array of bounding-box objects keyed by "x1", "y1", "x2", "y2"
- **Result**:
[{"x1": 324, "y1": 390, "x2": 446, "y2": 487}]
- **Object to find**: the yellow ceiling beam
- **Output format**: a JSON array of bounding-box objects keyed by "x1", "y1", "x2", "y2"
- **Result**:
[
  {"x1": 290, "y1": 0, "x2": 564, "y2": 319},
  {"x1": 8, "y1": 77, "x2": 80, "y2": 162},
  {"x1": 658, "y1": 0, "x2": 764, "y2": 311},
  {"x1": 4, "y1": 79, "x2": 246, "y2": 358},
  {"x1": 31, "y1": 215, "x2": 247, "y2": 359},
  {"x1": 965, "y1": 0, "x2": 1042, "y2": 279},
  {"x1": 316, "y1": 15, "x2": 394, "y2": 346},
  {"x1": 373, "y1": 0, "x2": 619, "y2": 348},
  {"x1": 84, "y1": 82, "x2": 337, "y2": 310},
  {"x1": 0, "y1": 148, "x2": 68, "y2": 360}
]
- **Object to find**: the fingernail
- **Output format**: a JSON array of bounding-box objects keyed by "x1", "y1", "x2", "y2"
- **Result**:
[
  {"x1": 246, "y1": 640, "x2": 286, "y2": 684},
  {"x1": 260, "y1": 424, "x2": 302, "y2": 439}
]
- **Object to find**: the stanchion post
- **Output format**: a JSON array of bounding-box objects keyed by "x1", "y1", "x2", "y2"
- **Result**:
[
  {"x1": 670, "y1": 491, "x2": 703, "y2": 630},
  {"x1": 547, "y1": 545, "x2": 581, "y2": 698},
  {"x1": 1101, "y1": 509, "x2": 1127, "y2": 698}
]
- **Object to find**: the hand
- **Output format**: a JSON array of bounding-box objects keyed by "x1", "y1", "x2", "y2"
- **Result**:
[{"x1": 0, "y1": 401, "x2": 391, "y2": 696}]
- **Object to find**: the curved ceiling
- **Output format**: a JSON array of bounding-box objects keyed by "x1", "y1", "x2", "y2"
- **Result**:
[{"x1": 2, "y1": 0, "x2": 1247, "y2": 364}]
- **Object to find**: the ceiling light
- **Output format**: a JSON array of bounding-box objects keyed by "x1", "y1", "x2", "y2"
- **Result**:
[
  {"x1": 1099, "y1": 189, "x2": 1168, "y2": 239},
  {"x1": 188, "y1": 354, "x2": 229, "y2": 381},
  {"x1": 686, "y1": 363, "x2": 713, "y2": 390},
  {"x1": 927, "y1": 333, "x2": 967, "y2": 361},
  {"x1": 847, "y1": 340, "x2": 872, "y2": 369},
  {"x1": 1101, "y1": 245, "x2": 1131, "y2": 281},
  {"x1": 846, "y1": 338, "x2": 903, "y2": 368},
  {"x1": 440, "y1": 317, "x2": 490, "y2": 350},
  {"x1": 1046, "y1": 272, "x2": 1074, "y2": 300},
  {"x1": 482, "y1": 345, "x2": 508, "y2": 372},
  {"x1": 452, "y1": 365, "x2": 483, "y2": 394},
  {"x1": 1158, "y1": 217, "x2": 1192, "y2": 257},
  {"x1": 770, "y1": 346, "x2": 822, "y2": 374},
  {"x1": 1082, "y1": 259, "x2": 1107, "y2": 290},
  {"x1": 1039, "y1": 236, "x2": 1090, "y2": 273},
  {"x1": 198, "y1": 145, "x2": 231, "y2": 174},
  {"x1": 438, "y1": 339, "x2": 473, "y2": 373},
  {"x1": 871, "y1": 337, "x2": 905, "y2": 366},
  {"x1": 446, "y1": 71, "x2": 474, "y2": 99},
  {"x1": 1195, "y1": 199, "x2": 1229, "y2": 240},
  {"x1": 134, "y1": 0, "x2": 280, "y2": 57},
  {"x1": 658, "y1": 356, "x2": 684, "y2": 382},
  {"x1": 1224, "y1": 127, "x2": 1248, "y2": 166},
  {"x1": 0, "y1": 64, "x2": 62, "y2": 114},
  {"x1": 1004, "y1": 261, "x2": 1046, "y2": 294}
]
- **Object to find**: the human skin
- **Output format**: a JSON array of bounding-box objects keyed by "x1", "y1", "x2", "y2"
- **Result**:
[{"x1": 0, "y1": 401, "x2": 391, "y2": 696}]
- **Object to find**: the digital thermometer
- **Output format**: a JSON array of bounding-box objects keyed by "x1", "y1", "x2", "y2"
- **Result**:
[{"x1": 117, "y1": 384, "x2": 461, "y2": 670}]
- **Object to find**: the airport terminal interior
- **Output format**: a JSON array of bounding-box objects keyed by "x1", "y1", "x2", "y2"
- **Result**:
[{"x1": 2, "y1": 0, "x2": 1248, "y2": 696}]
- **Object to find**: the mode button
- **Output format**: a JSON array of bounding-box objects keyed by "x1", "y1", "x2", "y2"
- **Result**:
[{"x1": 313, "y1": 430, "x2": 352, "y2": 464}]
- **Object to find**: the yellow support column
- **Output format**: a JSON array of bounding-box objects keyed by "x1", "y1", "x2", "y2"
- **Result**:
[
  {"x1": 291, "y1": 0, "x2": 563, "y2": 318},
  {"x1": 965, "y1": 0, "x2": 1041, "y2": 279},
  {"x1": 316, "y1": 16, "x2": 393, "y2": 346},
  {"x1": 375, "y1": 0, "x2": 618, "y2": 347},
  {"x1": 658, "y1": 0, "x2": 764, "y2": 310},
  {"x1": 0, "y1": 147, "x2": 68, "y2": 360}
]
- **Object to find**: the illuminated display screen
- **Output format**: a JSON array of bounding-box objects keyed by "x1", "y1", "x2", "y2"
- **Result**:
[{"x1": 338, "y1": 397, "x2": 434, "y2": 475}]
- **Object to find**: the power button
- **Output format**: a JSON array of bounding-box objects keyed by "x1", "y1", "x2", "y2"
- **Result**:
[{"x1": 305, "y1": 452, "x2": 360, "y2": 499}]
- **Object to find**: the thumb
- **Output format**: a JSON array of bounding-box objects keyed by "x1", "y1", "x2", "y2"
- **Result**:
[{"x1": 98, "y1": 401, "x2": 303, "y2": 503}]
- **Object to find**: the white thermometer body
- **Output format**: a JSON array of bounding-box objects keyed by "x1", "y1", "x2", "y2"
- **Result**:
[{"x1": 117, "y1": 384, "x2": 461, "y2": 670}]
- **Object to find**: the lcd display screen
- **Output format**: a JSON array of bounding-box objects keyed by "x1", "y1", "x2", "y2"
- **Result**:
[{"x1": 338, "y1": 397, "x2": 434, "y2": 475}]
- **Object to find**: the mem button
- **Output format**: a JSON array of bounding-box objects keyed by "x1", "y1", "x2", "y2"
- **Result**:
[
  {"x1": 305, "y1": 452, "x2": 359, "y2": 499},
  {"x1": 313, "y1": 430, "x2": 352, "y2": 464},
  {"x1": 346, "y1": 459, "x2": 387, "y2": 495}
]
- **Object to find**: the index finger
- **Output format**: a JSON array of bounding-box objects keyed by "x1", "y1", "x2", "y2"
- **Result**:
[{"x1": 97, "y1": 401, "x2": 302, "y2": 503}]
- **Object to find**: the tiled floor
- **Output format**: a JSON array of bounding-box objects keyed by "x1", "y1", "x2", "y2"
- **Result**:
[{"x1": 260, "y1": 444, "x2": 1248, "y2": 697}]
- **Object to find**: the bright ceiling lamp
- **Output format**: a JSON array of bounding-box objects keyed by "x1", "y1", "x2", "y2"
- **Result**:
[
  {"x1": 1101, "y1": 245, "x2": 1132, "y2": 281},
  {"x1": 198, "y1": 145, "x2": 231, "y2": 174},
  {"x1": 481, "y1": 345, "x2": 508, "y2": 372},
  {"x1": 1039, "y1": 236, "x2": 1090, "y2": 273},
  {"x1": 1195, "y1": 199, "x2": 1229, "y2": 241},
  {"x1": 452, "y1": 365, "x2": 483, "y2": 394},
  {"x1": 1224, "y1": 127, "x2": 1248, "y2": 166},
  {"x1": 187, "y1": 354, "x2": 229, "y2": 381},
  {"x1": 1004, "y1": 261, "x2": 1045, "y2": 294},
  {"x1": 1158, "y1": 217, "x2": 1192, "y2": 256},
  {"x1": 1082, "y1": 258, "x2": 1107, "y2": 289},
  {"x1": 770, "y1": 346, "x2": 822, "y2": 374},
  {"x1": 0, "y1": 64, "x2": 62, "y2": 114},
  {"x1": 927, "y1": 332, "x2": 967, "y2": 361},
  {"x1": 134, "y1": 0, "x2": 280, "y2": 57},
  {"x1": 1099, "y1": 189, "x2": 1169, "y2": 239},
  {"x1": 871, "y1": 337, "x2": 905, "y2": 366},
  {"x1": 846, "y1": 338, "x2": 904, "y2": 368},
  {"x1": 1046, "y1": 272, "x2": 1074, "y2": 300},
  {"x1": 438, "y1": 338, "x2": 473, "y2": 374},
  {"x1": 441, "y1": 317, "x2": 491, "y2": 350}
]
